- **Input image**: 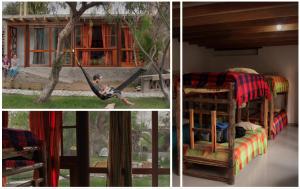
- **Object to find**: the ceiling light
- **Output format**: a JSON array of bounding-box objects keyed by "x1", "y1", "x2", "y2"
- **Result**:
[{"x1": 276, "y1": 24, "x2": 283, "y2": 31}]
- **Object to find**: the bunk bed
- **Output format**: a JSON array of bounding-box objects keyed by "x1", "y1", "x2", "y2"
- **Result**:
[
  {"x1": 182, "y1": 72, "x2": 271, "y2": 184},
  {"x1": 2, "y1": 128, "x2": 47, "y2": 187},
  {"x1": 265, "y1": 75, "x2": 289, "y2": 139}
]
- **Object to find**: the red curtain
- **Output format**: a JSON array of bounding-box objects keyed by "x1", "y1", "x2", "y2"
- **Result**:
[
  {"x1": 82, "y1": 24, "x2": 93, "y2": 66},
  {"x1": 29, "y1": 111, "x2": 62, "y2": 187},
  {"x1": 3, "y1": 111, "x2": 8, "y2": 128},
  {"x1": 124, "y1": 28, "x2": 133, "y2": 65},
  {"x1": 102, "y1": 24, "x2": 112, "y2": 65}
]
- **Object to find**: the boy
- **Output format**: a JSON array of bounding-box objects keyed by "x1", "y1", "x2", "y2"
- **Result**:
[{"x1": 92, "y1": 74, "x2": 134, "y2": 106}]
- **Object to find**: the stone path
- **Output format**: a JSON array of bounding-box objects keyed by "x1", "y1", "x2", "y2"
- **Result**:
[{"x1": 3, "y1": 89, "x2": 165, "y2": 98}]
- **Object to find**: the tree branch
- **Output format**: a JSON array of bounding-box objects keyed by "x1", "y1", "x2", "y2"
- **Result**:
[
  {"x1": 78, "y1": 2, "x2": 103, "y2": 15},
  {"x1": 66, "y1": 2, "x2": 77, "y2": 15}
]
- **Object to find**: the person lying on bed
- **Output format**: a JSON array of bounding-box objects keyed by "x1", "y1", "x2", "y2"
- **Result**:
[{"x1": 92, "y1": 74, "x2": 134, "y2": 106}]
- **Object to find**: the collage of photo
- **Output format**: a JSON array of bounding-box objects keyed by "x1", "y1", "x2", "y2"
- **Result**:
[{"x1": 1, "y1": 1, "x2": 299, "y2": 188}]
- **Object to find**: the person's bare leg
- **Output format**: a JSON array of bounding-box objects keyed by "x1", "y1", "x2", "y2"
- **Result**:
[{"x1": 122, "y1": 98, "x2": 134, "y2": 106}]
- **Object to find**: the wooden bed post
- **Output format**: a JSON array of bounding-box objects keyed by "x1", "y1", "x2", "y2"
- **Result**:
[
  {"x1": 211, "y1": 111, "x2": 217, "y2": 153},
  {"x1": 237, "y1": 108, "x2": 241, "y2": 123},
  {"x1": 176, "y1": 85, "x2": 181, "y2": 175},
  {"x1": 263, "y1": 98, "x2": 269, "y2": 138},
  {"x1": 269, "y1": 95, "x2": 274, "y2": 139},
  {"x1": 189, "y1": 109, "x2": 195, "y2": 149},
  {"x1": 228, "y1": 83, "x2": 236, "y2": 185}
]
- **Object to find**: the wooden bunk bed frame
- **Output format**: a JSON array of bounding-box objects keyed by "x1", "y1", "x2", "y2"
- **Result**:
[
  {"x1": 3, "y1": 141, "x2": 48, "y2": 187},
  {"x1": 183, "y1": 82, "x2": 269, "y2": 185},
  {"x1": 266, "y1": 77, "x2": 288, "y2": 139}
]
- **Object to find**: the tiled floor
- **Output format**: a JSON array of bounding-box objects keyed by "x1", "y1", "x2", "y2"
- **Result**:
[{"x1": 182, "y1": 125, "x2": 298, "y2": 187}]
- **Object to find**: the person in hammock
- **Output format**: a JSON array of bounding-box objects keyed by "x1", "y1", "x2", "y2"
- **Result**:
[{"x1": 92, "y1": 74, "x2": 134, "y2": 106}]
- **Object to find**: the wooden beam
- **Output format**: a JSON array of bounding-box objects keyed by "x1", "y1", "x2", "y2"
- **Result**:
[
  {"x1": 182, "y1": 2, "x2": 296, "y2": 18},
  {"x1": 181, "y1": 4, "x2": 298, "y2": 27},
  {"x1": 184, "y1": 23, "x2": 298, "y2": 39},
  {"x1": 189, "y1": 109, "x2": 195, "y2": 149},
  {"x1": 180, "y1": 16, "x2": 298, "y2": 35},
  {"x1": 152, "y1": 111, "x2": 159, "y2": 187},
  {"x1": 185, "y1": 30, "x2": 298, "y2": 41},
  {"x1": 76, "y1": 111, "x2": 90, "y2": 186}
]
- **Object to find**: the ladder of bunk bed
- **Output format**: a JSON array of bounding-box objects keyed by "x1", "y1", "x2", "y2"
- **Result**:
[{"x1": 3, "y1": 143, "x2": 48, "y2": 187}]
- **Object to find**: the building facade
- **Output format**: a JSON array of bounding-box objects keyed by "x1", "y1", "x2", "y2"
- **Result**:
[{"x1": 3, "y1": 15, "x2": 141, "y2": 68}]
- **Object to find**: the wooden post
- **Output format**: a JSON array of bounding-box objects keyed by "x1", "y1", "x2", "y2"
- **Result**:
[
  {"x1": 117, "y1": 21, "x2": 122, "y2": 67},
  {"x1": 246, "y1": 103, "x2": 250, "y2": 122},
  {"x1": 152, "y1": 111, "x2": 159, "y2": 187},
  {"x1": 211, "y1": 111, "x2": 217, "y2": 153},
  {"x1": 76, "y1": 111, "x2": 89, "y2": 186},
  {"x1": 176, "y1": 85, "x2": 181, "y2": 175},
  {"x1": 228, "y1": 83, "x2": 235, "y2": 185},
  {"x1": 237, "y1": 107, "x2": 241, "y2": 123},
  {"x1": 269, "y1": 95, "x2": 274, "y2": 139},
  {"x1": 24, "y1": 25, "x2": 29, "y2": 67},
  {"x1": 263, "y1": 98, "x2": 269, "y2": 138},
  {"x1": 189, "y1": 109, "x2": 195, "y2": 149}
]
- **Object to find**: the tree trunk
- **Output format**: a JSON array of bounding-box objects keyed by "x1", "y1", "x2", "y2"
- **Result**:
[{"x1": 37, "y1": 16, "x2": 79, "y2": 103}]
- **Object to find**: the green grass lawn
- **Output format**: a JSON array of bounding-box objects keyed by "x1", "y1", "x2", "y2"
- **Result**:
[{"x1": 3, "y1": 94, "x2": 169, "y2": 109}]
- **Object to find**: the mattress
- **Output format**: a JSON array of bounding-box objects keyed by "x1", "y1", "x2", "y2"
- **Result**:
[
  {"x1": 271, "y1": 110, "x2": 288, "y2": 138},
  {"x1": 184, "y1": 128, "x2": 267, "y2": 175},
  {"x1": 265, "y1": 75, "x2": 289, "y2": 94},
  {"x1": 184, "y1": 72, "x2": 271, "y2": 107}
]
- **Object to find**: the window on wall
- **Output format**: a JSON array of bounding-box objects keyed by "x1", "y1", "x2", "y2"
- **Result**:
[
  {"x1": 52, "y1": 28, "x2": 72, "y2": 65},
  {"x1": 131, "y1": 111, "x2": 170, "y2": 187},
  {"x1": 75, "y1": 23, "x2": 117, "y2": 66},
  {"x1": 8, "y1": 111, "x2": 29, "y2": 130},
  {"x1": 121, "y1": 27, "x2": 136, "y2": 66},
  {"x1": 29, "y1": 27, "x2": 50, "y2": 65},
  {"x1": 89, "y1": 111, "x2": 109, "y2": 187},
  {"x1": 61, "y1": 111, "x2": 77, "y2": 156}
]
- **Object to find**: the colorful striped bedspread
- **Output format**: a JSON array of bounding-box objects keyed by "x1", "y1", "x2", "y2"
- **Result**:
[
  {"x1": 3, "y1": 159, "x2": 35, "y2": 169},
  {"x1": 271, "y1": 110, "x2": 288, "y2": 138},
  {"x1": 265, "y1": 75, "x2": 289, "y2": 94},
  {"x1": 184, "y1": 128, "x2": 267, "y2": 175},
  {"x1": 183, "y1": 72, "x2": 271, "y2": 107},
  {"x1": 3, "y1": 128, "x2": 38, "y2": 150}
]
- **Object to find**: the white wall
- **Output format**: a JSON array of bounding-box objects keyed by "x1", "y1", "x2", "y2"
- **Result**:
[{"x1": 183, "y1": 43, "x2": 298, "y2": 124}]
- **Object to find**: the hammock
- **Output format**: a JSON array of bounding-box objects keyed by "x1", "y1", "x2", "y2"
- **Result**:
[{"x1": 76, "y1": 58, "x2": 146, "y2": 100}]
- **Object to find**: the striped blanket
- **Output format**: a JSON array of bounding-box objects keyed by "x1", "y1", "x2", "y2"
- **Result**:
[
  {"x1": 271, "y1": 110, "x2": 288, "y2": 138},
  {"x1": 184, "y1": 72, "x2": 271, "y2": 107},
  {"x1": 265, "y1": 75, "x2": 289, "y2": 94},
  {"x1": 184, "y1": 128, "x2": 267, "y2": 175},
  {"x1": 3, "y1": 128, "x2": 38, "y2": 150},
  {"x1": 3, "y1": 159, "x2": 35, "y2": 169}
]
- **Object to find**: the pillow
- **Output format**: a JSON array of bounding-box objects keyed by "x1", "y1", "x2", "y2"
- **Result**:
[
  {"x1": 227, "y1": 67, "x2": 259, "y2": 74},
  {"x1": 235, "y1": 121, "x2": 262, "y2": 131}
]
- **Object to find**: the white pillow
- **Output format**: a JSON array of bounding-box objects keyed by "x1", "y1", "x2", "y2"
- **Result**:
[
  {"x1": 227, "y1": 68, "x2": 259, "y2": 74},
  {"x1": 236, "y1": 121, "x2": 261, "y2": 131}
]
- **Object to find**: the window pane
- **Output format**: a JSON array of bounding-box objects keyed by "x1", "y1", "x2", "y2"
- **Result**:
[
  {"x1": 158, "y1": 111, "x2": 170, "y2": 168},
  {"x1": 30, "y1": 28, "x2": 49, "y2": 50},
  {"x1": 30, "y1": 52, "x2": 49, "y2": 65},
  {"x1": 132, "y1": 112, "x2": 152, "y2": 168},
  {"x1": 158, "y1": 175, "x2": 170, "y2": 187},
  {"x1": 90, "y1": 173, "x2": 107, "y2": 187},
  {"x1": 132, "y1": 175, "x2": 152, "y2": 187},
  {"x1": 63, "y1": 111, "x2": 76, "y2": 126},
  {"x1": 62, "y1": 128, "x2": 76, "y2": 156},
  {"x1": 8, "y1": 111, "x2": 29, "y2": 130},
  {"x1": 89, "y1": 112, "x2": 109, "y2": 167},
  {"x1": 58, "y1": 169, "x2": 70, "y2": 187}
]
